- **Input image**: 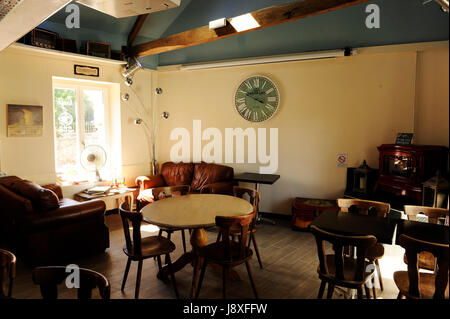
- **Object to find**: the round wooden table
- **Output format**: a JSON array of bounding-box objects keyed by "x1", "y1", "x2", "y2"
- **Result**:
[{"x1": 141, "y1": 194, "x2": 253, "y2": 297}]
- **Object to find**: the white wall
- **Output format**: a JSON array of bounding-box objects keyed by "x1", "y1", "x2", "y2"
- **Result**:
[
  {"x1": 155, "y1": 49, "x2": 440, "y2": 215},
  {"x1": 1, "y1": 43, "x2": 448, "y2": 213},
  {"x1": 0, "y1": 45, "x2": 155, "y2": 189},
  {"x1": 414, "y1": 49, "x2": 449, "y2": 147}
]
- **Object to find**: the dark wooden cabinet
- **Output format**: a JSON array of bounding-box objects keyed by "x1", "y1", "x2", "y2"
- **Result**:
[{"x1": 374, "y1": 144, "x2": 448, "y2": 204}]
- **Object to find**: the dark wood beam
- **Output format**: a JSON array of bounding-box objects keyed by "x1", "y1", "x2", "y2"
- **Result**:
[
  {"x1": 127, "y1": 14, "x2": 149, "y2": 48},
  {"x1": 131, "y1": 0, "x2": 370, "y2": 57}
]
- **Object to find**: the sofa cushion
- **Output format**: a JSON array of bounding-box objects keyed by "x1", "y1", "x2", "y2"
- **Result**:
[
  {"x1": 160, "y1": 162, "x2": 194, "y2": 186},
  {"x1": 191, "y1": 163, "x2": 234, "y2": 191},
  {"x1": 0, "y1": 176, "x2": 60, "y2": 212}
]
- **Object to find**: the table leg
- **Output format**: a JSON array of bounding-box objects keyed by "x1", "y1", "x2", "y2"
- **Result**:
[{"x1": 254, "y1": 182, "x2": 276, "y2": 225}]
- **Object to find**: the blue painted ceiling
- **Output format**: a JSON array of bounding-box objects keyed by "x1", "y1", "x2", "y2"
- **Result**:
[{"x1": 38, "y1": 0, "x2": 449, "y2": 69}]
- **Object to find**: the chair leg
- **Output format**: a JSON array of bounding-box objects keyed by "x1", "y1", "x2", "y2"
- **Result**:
[
  {"x1": 326, "y1": 283, "x2": 335, "y2": 299},
  {"x1": 190, "y1": 257, "x2": 200, "y2": 298},
  {"x1": 216, "y1": 231, "x2": 221, "y2": 242},
  {"x1": 375, "y1": 259, "x2": 384, "y2": 291},
  {"x1": 166, "y1": 254, "x2": 179, "y2": 299},
  {"x1": 155, "y1": 229, "x2": 163, "y2": 261},
  {"x1": 195, "y1": 260, "x2": 208, "y2": 299},
  {"x1": 251, "y1": 233, "x2": 263, "y2": 269},
  {"x1": 372, "y1": 276, "x2": 377, "y2": 299},
  {"x1": 245, "y1": 261, "x2": 259, "y2": 299},
  {"x1": 165, "y1": 231, "x2": 172, "y2": 264},
  {"x1": 135, "y1": 260, "x2": 143, "y2": 299},
  {"x1": 364, "y1": 285, "x2": 371, "y2": 299},
  {"x1": 156, "y1": 255, "x2": 163, "y2": 273},
  {"x1": 317, "y1": 280, "x2": 326, "y2": 299},
  {"x1": 121, "y1": 257, "x2": 132, "y2": 291},
  {"x1": 357, "y1": 287, "x2": 363, "y2": 300},
  {"x1": 222, "y1": 266, "x2": 228, "y2": 299},
  {"x1": 181, "y1": 229, "x2": 187, "y2": 253}
]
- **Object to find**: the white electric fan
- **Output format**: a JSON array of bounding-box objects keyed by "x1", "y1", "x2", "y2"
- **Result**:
[{"x1": 80, "y1": 145, "x2": 107, "y2": 182}]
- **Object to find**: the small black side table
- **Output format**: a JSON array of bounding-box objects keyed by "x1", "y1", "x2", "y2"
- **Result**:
[{"x1": 234, "y1": 172, "x2": 280, "y2": 225}]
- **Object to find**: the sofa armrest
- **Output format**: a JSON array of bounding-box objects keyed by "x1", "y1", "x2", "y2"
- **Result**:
[
  {"x1": 135, "y1": 174, "x2": 166, "y2": 191},
  {"x1": 42, "y1": 184, "x2": 63, "y2": 200},
  {"x1": 0, "y1": 184, "x2": 33, "y2": 221},
  {"x1": 201, "y1": 181, "x2": 236, "y2": 195},
  {"x1": 22, "y1": 200, "x2": 106, "y2": 232}
]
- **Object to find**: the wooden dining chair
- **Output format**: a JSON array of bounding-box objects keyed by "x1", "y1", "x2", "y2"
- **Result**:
[
  {"x1": 152, "y1": 185, "x2": 191, "y2": 255},
  {"x1": 32, "y1": 266, "x2": 110, "y2": 299},
  {"x1": 402, "y1": 205, "x2": 449, "y2": 271},
  {"x1": 337, "y1": 198, "x2": 390, "y2": 291},
  {"x1": 216, "y1": 186, "x2": 263, "y2": 269},
  {"x1": 394, "y1": 234, "x2": 449, "y2": 299},
  {"x1": 0, "y1": 249, "x2": 16, "y2": 298},
  {"x1": 193, "y1": 213, "x2": 258, "y2": 299},
  {"x1": 119, "y1": 202, "x2": 179, "y2": 299},
  {"x1": 310, "y1": 225, "x2": 378, "y2": 299}
]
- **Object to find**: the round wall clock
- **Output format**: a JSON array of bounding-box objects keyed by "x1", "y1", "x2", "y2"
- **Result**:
[{"x1": 234, "y1": 75, "x2": 280, "y2": 122}]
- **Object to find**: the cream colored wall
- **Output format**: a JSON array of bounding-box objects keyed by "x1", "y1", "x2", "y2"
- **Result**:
[
  {"x1": 156, "y1": 52, "x2": 418, "y2": 214},
  {"x1": 1, "y1": 43, "x2": 447, "y2": 213},
  {"x1": 0, "y1": 46, "x2": 154, "y2": 190},
  {"x1": 414, "y1": 49, "x2": 449, "y2": 147}
]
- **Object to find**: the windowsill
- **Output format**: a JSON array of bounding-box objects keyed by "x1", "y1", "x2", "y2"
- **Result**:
[
  {"x1": 60, "y1": 180, "x2": 117, "y2": 199},
  {"x1": 58, "y1": 179, "x2": 114, "y2": 187}
]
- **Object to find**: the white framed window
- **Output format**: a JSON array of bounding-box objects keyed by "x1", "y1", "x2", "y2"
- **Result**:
[{"x1": 53, "y1": 80, "x2": 113, "y2": 184}]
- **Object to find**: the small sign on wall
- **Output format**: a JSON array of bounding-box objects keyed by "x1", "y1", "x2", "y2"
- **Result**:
[
  {"x1": 74, "y1": 64, "x2": 99, "y2": 77},
  {"x1": 395, "y1": 133, "x2": 413, "y2": 145},
  {"x1": 336, "y1": 153, "x2": 348, "y2": 167}
]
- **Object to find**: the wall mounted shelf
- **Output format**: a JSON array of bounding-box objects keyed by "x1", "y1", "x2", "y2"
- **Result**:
[{"x1": 7, "y1": 42, "x2": 127, "y2": 66}]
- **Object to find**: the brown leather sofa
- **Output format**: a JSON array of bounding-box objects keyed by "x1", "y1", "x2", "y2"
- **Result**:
[
  {"x1": 0, "y1": 176, "x2": 109, "y2": 266},
  {"x1": 135, "y1": 162, "x2": 237, "y2": 211}
]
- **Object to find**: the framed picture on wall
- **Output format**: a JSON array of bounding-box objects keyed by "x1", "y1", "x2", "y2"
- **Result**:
[{"x1": 7, "y1": 104, "x2": 43, "y2": 137}]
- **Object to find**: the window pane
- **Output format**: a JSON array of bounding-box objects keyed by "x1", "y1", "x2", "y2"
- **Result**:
[
  {"x1": 54, "y1": 88, "x2": 79, "y2": 180},
  {"x1": 83, "y1": 89, "x2": 106, "y2": 149}
]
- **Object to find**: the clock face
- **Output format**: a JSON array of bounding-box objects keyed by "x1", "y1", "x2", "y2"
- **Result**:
[{"x1": 234, "y1": 75, "x2": 280, "y2": 122}]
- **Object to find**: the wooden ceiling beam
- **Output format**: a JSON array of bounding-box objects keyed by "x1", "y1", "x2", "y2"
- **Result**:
[
  {"x1": 127, "y1": 14, "x2": 149, "y2": 48},
  {"x1": 131, "y1": 0, "x2": 370, "y2": 57}
]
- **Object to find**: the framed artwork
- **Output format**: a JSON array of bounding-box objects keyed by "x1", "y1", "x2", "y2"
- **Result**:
[{"x1": 7, "y1": 104, "x2": 43, "y2": 137}]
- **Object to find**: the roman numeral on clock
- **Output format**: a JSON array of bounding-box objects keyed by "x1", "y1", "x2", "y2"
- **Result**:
[
  {"x1": 265, "y1": 104, "x2": 275, "y2": 111},
  {"x1": 265, "y1": 88, "x2": 274, "y2": 94},
  {"x1": 261, "y1": 81, "x2": 267, "y2": 89},
  {"x1": 261, "y1": 110, "x2": 268, "y2": 119},
  {"x1": 237, "y1": 104, "x2": 247, "y2": 112}
]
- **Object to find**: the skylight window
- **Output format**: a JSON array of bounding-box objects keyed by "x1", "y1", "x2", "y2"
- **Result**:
[{"x1": 229, "y1": 13, "x2": 260, "y2": 32}]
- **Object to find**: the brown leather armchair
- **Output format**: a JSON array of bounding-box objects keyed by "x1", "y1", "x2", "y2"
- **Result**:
[
  {"x1": 135, "y1": 162, "x2": 237, "y2": 211},
  {"x1": 0, "y1": 176, "x2": 109, "y2": 266}
]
